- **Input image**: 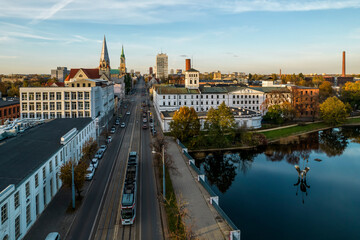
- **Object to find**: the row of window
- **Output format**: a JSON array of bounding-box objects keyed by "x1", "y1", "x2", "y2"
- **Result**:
[
  {"x1": 161, "y1": 100, "x2": 260, "y2": 107},
  {"x1": 232, "y1": 95, "x2": 259, "y2": 99},
  {"x1": 162, "y1": 94, "x2": 228, "y2": 100},
  {"x1": 21, "y1": 92, "x2": 90, "y2": 101},
  {"x1": 22, "y1": 111, "x2": 91, "y2": 119},
  {"x1": 22, "y1": 102, "x2": 90, "y2": 111},
  {"x1": 0, "y1": 106, "x2": 20, "y2": 117}
]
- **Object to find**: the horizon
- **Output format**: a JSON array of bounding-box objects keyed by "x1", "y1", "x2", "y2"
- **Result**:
[{"x1": 1, "y1": 0, "x2": 360, "y2": 75}]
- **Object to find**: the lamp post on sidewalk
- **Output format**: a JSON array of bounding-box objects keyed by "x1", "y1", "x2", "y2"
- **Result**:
[{"x1": 152, "y1": 146, "x2": 166, "y2": 202}]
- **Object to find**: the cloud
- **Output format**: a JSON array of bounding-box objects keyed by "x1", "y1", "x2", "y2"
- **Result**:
[
  {"x1": 31, "y1": 0, "x2": 74, "y2": 23},
  {"x1": 0, "y1": 55, "x2": 17, "y2": 59}
]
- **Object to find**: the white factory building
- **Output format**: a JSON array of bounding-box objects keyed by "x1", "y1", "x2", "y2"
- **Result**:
[{"x1": 0, "y1": 118, "x2": 95, "y2": 240}]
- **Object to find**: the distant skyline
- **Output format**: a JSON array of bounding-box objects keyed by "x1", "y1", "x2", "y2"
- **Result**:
[{"x1": 1, "y1": 0, "x2": 360, "y2": 75}]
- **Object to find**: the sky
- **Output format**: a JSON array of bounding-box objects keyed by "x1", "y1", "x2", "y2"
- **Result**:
[{"x1": 0, "y1": 0, "x2": 360, "y2": 75}]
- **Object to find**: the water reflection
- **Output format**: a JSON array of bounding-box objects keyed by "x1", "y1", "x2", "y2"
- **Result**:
[
  {"x1": 294, "y1": 159, "x2": 311, "y2": 204},
  {"x1": 319, "y1": 129, "x2": 348, "y2": 157}
]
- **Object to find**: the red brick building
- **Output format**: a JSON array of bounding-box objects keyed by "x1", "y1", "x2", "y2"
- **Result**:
[
  {"x1": 290, "y1": 86, "x2": 319, "y2": 120},
  {"x1": 0, "y1": 98, "x2": 20, "y2": 124}
]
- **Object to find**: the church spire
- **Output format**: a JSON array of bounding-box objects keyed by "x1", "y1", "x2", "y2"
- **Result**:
[
  {"x1": 100, "y1": 35, "x2": 110, "y2": 67},
  {"x1": 121, "y1": 45, "x2": 125, "y2": 58}
]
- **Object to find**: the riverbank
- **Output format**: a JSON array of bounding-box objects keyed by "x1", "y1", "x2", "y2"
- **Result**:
[{"x1": 188, "y1": 116, "x2": 360, "y2": 152}]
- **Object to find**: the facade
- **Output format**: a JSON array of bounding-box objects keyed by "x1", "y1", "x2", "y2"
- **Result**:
[
  {"x1": 291, "y1": 86, "x2": 319, "y2": 119},
  {"x1": 19, "y1": 79, "x2": 114, "y2": 126},
  {"x1": 51, "y1": 67, "x2": 68, "y2": 82},
  {"x1": 0, "y1": 118, "x2": 95, "y2": 240},
  {"x1": 0, "y1": 98, "x2": 20, "y2": 124},
  {"x1": 156, "y1": 53, "x2": 168, "y2": 81},
  {"x1": 159, "y1": 107, "x2": 262, "y2": 132},
  {"x1": 120, "y1": 45, "x2": 126, "y2": 76},
  {"x1": 213, "y1": 71, "x2": 222, "y2": 80}
]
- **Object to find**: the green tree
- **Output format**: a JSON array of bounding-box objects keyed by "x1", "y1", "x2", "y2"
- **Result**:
[
  {"x1": 169, "y1": 106, "x2": 200, "y2": 142},
  {"x1": 312, "y1": 75, "x2": 324, "y2": 87},
  {"x1": 319, "y1": 97, "x2": 348, "y2": 125},
  {"x1": 59, "y1": 160, "x2": 87, "y2": 198},
  {"x1": 263, "y1": 105, "x2": 284, "y2": 124},
  {"x1": 319, "y1": 81, "x2": 334, "y2": 102}
]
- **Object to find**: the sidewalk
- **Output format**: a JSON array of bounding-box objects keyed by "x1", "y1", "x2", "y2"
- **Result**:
[{"x1": 165, "y1": 137, "x2": 230, "y2": 240}]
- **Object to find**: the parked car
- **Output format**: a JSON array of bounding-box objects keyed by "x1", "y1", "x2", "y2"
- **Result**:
[
  {"x1": 121, "y1": 122, "x2": 126, "y2": 128},
  {"x1": 142, "y1": 124, "x2": 148, "y2": 129},
  {"x1": 107, "y1": 136, "x2": 112, "y2": 143},
  {"x1": 143, "y1": 118, "x2": 147, "y2": 123},
  {"x1": 110, "y1": 127, "x2": 116, "y2": 134},
  {"x1": 85, "y1": 166, "x2": 95, "y2": 180},
  {"x1": 152, "y1": 129, "x2": 157, "y2": 135},
  {"x1": 100, "y1": 145, "x2": 107, "y2": 152},
  {"x1": 95, "y1": 149, "x2": 104, "y2": 159},
  {"x1": 126, "y1": 111, "x2": 130, "y2": 115},
  {"x1": 45, "y1": 232, "x2": 61, "y2": 240},
  {"x1": 150, "y1": 122, "x2": 154, "y2": 128},
  {"x1": 115, "y1": 120, "x2": 120, "y2": 125},
  {"x1": 91, "y1": 158, "x2": 99, "y2": 169}
]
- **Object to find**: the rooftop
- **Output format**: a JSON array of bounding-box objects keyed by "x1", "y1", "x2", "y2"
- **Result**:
[
  {"x1": 0, "y1": 98, "x2": 19, "y2": 108},
  {"x1": 161, "y1": 107, "x2": 260, "y2": 118},
  {"x1": 0, "y1": 118, "x2": 92, "y2": 192}
]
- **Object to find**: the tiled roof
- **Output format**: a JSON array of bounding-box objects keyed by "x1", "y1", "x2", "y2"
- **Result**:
[
  {"x1": 199, "y1": 86, "x2": 229, "y2": 93},
  {"x1": 186, "y1": 68, "x2": 199, "y2": 72},
  {"x1": 65, "y1": 68, "x2": 100, "y2": 81},
  {"x1": 155, "y1": 85, "x2": 200, "y2": 94}
]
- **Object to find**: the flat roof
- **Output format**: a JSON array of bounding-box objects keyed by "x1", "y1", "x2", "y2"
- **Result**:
[
  {"x1": 0, "y1": 98, "x2": 19, "y2": 108},
  {"x1": 0, "y1": 118, "x2": 92, "y2": 192}
]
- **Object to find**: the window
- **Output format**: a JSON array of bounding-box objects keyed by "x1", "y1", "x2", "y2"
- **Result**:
[
  {"x1": 15, "y1": 215, "x2": 20, "y2": 239},
  {"x1": 88, "y1": 83, "x2": 91, "y2": 87},
  {"x1": 50, "y1": 102, "x2": 55, "y2": 111},
  {"x1": 71, "y1": 92, "x2": 76, "y2": 100},
  {"x1": 85, "y1": 102, "x2": 90, "y2": 110},
  {"x1": 49, "y1": 160, "x2": 53, "y2": 173},
  {"x1": 43, "y1": 167, "x2": 46, "y2": 181},
  {"x1": 56, "y1": 102, "x2": 62, "y2": 110},
  {"x1": 22, "y1": 93, "x2": 27, "y2": 100},
  {"x1": 43, "y1": 103, "x2": 48, "y2": 110},
  {"x1": 71, "y1": 102, "x2": 77, "y2": 110},
  {"x1": 14, "y1": 192, "x2": 20, "y2": 209},
  {"x1": 78, "y1": 92, "x2": 83, "y2": 100},
  {"x1": 65, "y1": 92, "x2": 70, "y2": 100},
  {"x1": 77, "y1": 83, "x2": 80, "y2": 87},
  {"x1": 50, "y1": 92, "x2": 55, "y2": 100},
  {"x1": 26, "y1": 204, "x2": 31, "y2": 225},
  {"x1": 82, "y1": 83, "x2": 85, "y2": 87},
  {"x1": 22, "y1": 103, "x2": 27, "y2": 111},
  {"x1": 85, "y1": 111, "x2": 90, "y2": 117},
  {"x1": 1, "y1": 204, "x2": 8, "y2": 224},
  {"x1": 56, "y1": 92, "x2": 62, "y2": 100},
  {"x1": 55, "y1": 156, "x2": 58, "y2": 167},
  {"x1": 65, "y1": 102, "x2": 70, "y2": 110},
  {"x1": 85, "y1": 92, "x2": 90, "y2": 100},
  {"x1": 78, "y1": 111, "x2": 83, "y2": 117},
  {"x1": 36, "y1": 103, "x2": 41, "y2": 111},
  {"x1": 26, "y1": 182, "x2": 30, "y2": 197},
  {"x1": 29, "y1": 93, "x2": 34, "y2": 100},
  {"x1": 65, "y1": 112, "x2": 70, "y2": 118},
  {"x1": 78, "y1": 102, "x2": 83, "y2": 110},
  {"x1": 57, "y1": 112, "x2": 62, "y2": 118},
  {"x1": 35, "y1": 173, "x2": 39, "y2": 187}
]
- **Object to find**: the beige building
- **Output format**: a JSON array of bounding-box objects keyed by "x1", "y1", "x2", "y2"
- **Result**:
[{"x1": 156, "y1": 53, "x2": 168, "y2": 81}]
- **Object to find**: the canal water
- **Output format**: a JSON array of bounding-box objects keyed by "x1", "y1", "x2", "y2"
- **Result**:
[{"x1": 194, "y1": 126, "x2": 360, "y2": 240}]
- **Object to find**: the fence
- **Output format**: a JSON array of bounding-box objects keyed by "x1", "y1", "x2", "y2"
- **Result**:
[{"x1": 177, "y1": 139, "x2": 241, "y2": 240}]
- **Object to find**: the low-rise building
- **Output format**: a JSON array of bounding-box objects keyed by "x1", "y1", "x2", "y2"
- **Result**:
[
  {"x1": 0, "y1": 98, "x2": 20, "y2": 124},
  {"x1": 0, "y1": 118, "x2": 95, "y2": 240},
  {"x1": 51, "y1": 67, "x2": 68, "y2": 82},
  {"x1": 291, "y1": 86, "x2": 319, "y2": 119}
]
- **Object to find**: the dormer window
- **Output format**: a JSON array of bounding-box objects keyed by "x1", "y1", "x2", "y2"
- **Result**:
[{"x1": 79, "y1": 74, "x2": 83, "y2": 77}]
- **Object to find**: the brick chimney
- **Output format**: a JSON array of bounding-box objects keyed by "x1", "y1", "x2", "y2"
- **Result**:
[
  {"x1": 342, "y1": 51, "x2": 346, "y2": 77},
  {"x1": 185, "y1": 59, "x2": 191, "y2": 71}
]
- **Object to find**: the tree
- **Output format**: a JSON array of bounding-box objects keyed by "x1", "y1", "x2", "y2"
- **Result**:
[
  {"x1": 280, "y1": 101, "x2": 296, "y2": 121},
  {"x1": 319, "y1": 81, "x2": 334, "y2": 102},
  {"x1": 263, "y1": 105, "x2": 283, "y2": 124},
  {"x1": 312, "y1": 75, "x2": 324, "y2": 87},
  {"x1": 81, "y1": 138, "x2": 98, "y2": 163},
  {"x1": 59, "y1": 160, "x2": 87, "y2": 198},
  {"x1": 169, "y1": 106, "x2": 200, "y2": 142},
  {"x1": 319, "y1": 97, "x2": 348, "y2": 125},
  {"x1": 205, "y1": 102, "x2": 236, "y2": 147},
  {"x1": 341, "y1": 81, "x2": 360, "y2": 110}
]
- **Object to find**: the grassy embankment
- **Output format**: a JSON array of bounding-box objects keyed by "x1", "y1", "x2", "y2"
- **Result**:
[{"x1": 262, "y1": 117, "x2": 360, "y2": 142}]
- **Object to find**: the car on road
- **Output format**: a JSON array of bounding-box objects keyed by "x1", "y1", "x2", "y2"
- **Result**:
[
  {"x1": 91, "y1": 158, "x2": 99, "y2": 169},
  {"x1": 100, "y1": 145, "x2": 107, "y2": 152},
  {"x1": 107, "y1": 136, "x2": 112, "y2": 143},
  {"x1": 121, "y1": 122, "x2": 126, "y2": 128},
  {"x1": 150, "y1": 122, "x2": 154, "y2": 128},
  {"x1": 142, "y1": 123, "x2": 148, "y2": 129},
  {"x1": 95, "y1": 149, "x2": 104, "y2": 159},
  {"x1": 115, "y1": 120, "x2": 120, "y2": 125},
  {"x1": 126, "y1": 111, "x2": 130, "y2": 115},
  {"x1": 45, "y1": 232, "x2": 61, "y2": 240},
  {"x1": 143, "y1": 118, "x2": 147, "y2": 123},
  {"x1": 85, "y1": 166, "x2": 95, "y2": 180},
  {"x1": 110, "y1": 127, "x2": 116, "y2": 134}
]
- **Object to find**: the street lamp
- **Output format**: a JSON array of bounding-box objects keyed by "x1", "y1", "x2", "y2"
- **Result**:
[{"x1": 152, "y1": 145, "x2": 165, "y2": 201}]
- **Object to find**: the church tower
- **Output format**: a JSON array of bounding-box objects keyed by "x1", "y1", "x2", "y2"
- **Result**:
[
  {"x1": 120, "y1": 45, "x2": 126, "y2": 76},
  {"x1": 99, "y1": 35, "x2": 111, "y2": 78}
]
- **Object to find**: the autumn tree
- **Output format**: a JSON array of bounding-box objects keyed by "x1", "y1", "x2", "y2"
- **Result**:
[
  {"x1": 169, "y1": 106, "x2": 200, "y2": 142},
  {"x1": 205, "y1": 102, "x2": 236, "y2": 147},
  {"x1": 81, "y1": 138, "x2": 98, "y2": 163},
  {"x1": 341, "y1": 81, "x2": 360, "y2": 110},
  {"x1": 319, "y1": 97, "x2": 349, "y2": 125},
  {"x1": 319, "y1": 81, "x2": 334, "y2": 102},
  {"x1": 312, "y1": 75, "x2": 324, "y2": 87},
  {"x1": 59, "y1": 160, "x2": 87, "y2": 198}
]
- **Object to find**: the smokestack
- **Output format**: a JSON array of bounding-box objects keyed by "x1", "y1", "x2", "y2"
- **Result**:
[
  {"x1": 185, "y1": 59, "x2": 191, "y2": 71},
  {"x1": 342, "y1": 51, "x2": 346, "y2": 77}
]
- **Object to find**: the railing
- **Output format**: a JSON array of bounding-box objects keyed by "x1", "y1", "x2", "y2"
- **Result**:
[{"x1": 177, "y1": 139, "x2": 241, "y2": 240}]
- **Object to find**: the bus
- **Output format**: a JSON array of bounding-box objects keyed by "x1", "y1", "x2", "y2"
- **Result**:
[{"x1": 121, "y1": 152, "x2": 138, "y2": 225}]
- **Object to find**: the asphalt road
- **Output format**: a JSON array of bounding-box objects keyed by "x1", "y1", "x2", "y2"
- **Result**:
[{"x1": 66, "y1": 79, "x2": 162, "y2": 240}]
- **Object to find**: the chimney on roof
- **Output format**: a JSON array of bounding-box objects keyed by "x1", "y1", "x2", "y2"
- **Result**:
[
  {"x1": 185, "y1": 59, "x2": 191, "y2": 71},
  {"x1": 342, "y1": 51, "x2": 346, "y2": 77}
]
